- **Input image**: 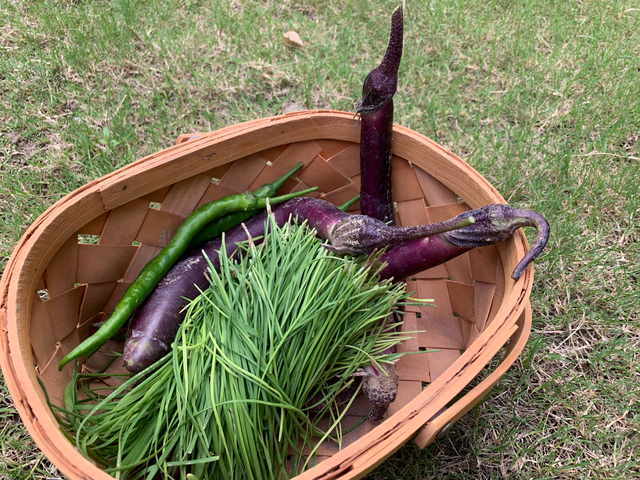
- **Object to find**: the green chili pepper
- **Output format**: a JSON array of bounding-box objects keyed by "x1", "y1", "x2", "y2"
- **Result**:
[
  {"x1": 59, "y1": 183, "x2": 318, "y2": 370},
  {"x1": 186, "y1": 163, "x2": 304, "y2": 250}
]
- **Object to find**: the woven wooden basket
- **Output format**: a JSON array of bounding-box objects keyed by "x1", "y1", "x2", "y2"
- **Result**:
[{"x1": 0, "y1": 110, "x2": 532, "y2": 479}]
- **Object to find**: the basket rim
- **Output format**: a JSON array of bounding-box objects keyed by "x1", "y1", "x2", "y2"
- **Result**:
[{"x1": 0, "y1": 110, "x2": 533, "y2": 480}]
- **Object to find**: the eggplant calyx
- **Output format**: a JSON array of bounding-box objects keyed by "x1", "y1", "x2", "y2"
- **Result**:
[
  {"x1": 356, "y1": 6, "x2": 404, "y2": 114},
  {"x1": 441, "y1": 204, "x2": 551, "y2": 280},
  {"x1": 361, "y1": 363, "x2": 399, "y2": 420},
  {"x1": 325, "y1": 212, "x2": 475, "y2": 256}
]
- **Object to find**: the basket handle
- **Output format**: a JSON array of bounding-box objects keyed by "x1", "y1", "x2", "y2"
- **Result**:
[{"x1": 414, "y1": 301, "x2": 532, "y2": 449}]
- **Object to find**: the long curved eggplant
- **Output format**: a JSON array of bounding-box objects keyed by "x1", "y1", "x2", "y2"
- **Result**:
[
  {"x1": 356, "y1": 4, "x2": 404, "y2": 419},
  {"x1": 123, "y1": 197, "x2": 549, "y2": 375}
]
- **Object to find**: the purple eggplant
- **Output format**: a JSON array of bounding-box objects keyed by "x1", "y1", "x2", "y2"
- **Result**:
[
  {"x1": 123, "y1": 197, "x2": 549, "y2": 375},
  {"x1": 357, "y1": 5, "x2": 403, "y2": 226},
  {"x1": 356, "y1": 4, "x2": 403, "y2": 419},
  {"x1": 122, "y1": 197, "x2": 474, "y2": 374},
  {"x1": 379, "y1": 204, "x2": 551, "y2": 281}
]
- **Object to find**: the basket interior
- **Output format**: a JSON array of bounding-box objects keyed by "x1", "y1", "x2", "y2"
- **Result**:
[{"x1": 30, "y1": 137, "x2": 507, "y2": 468}]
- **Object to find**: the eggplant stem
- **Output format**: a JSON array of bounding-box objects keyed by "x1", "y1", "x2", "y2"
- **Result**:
[
  {"x1": 377, "y1": 214, "x2": 475, "y2": 246},
  {"x1": 356, "y1": 6, "x2": 403, "y2": 114},
  {"x1": 379, "y1": 6, "x2": 404, "y2": 76},
  {"x1": 511, "y1": 209, "x2": 551, "y2": 280},
  {"x1": 325, "y1": 211, "x2": 475, "y2": 256},
  {"x1": 437, "y1": 204, "x2": 550, "y2": 280}
]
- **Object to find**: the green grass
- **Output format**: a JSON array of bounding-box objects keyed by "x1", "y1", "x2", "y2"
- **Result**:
[{"x1": 1, "y1": 0, "x2": 639, "y2": 478}]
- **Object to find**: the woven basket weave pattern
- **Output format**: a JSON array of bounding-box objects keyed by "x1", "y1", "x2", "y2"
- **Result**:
[{"x1": 0, "y1": 111, "x2": 532, "y2": 480}]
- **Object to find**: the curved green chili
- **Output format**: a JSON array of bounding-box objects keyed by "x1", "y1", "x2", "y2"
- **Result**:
[
  {"x1": 186, "y1": 163, "x2": 304, "y2": 250},
  {"x1": 59, "y1": 185, "x2": 318, "y2": 370}
]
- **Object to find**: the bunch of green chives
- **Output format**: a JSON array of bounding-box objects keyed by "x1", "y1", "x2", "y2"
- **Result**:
[{"x1": 54, "y1": 216, "x2": 413, "y2": 480}]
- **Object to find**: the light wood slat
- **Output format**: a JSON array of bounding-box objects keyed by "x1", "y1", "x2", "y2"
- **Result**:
[
  {"x1": 320, "y1": 183, "x2": 359, "y2": 207},
  {"x1": 395, "y1": 353, "x2": 431, "y2": 383},
  {"x1": 272, "y1": 140, "x2": 322, "y2": 175},
  {"x1": 196, "y1": 184, "x2": 240, "y2": 209},
  {"x1": 487, "y1": 293, "x2": 504, "y2": 326},
  {"x1": 396, "y1": 198, "x2": 428, "y2": 227},
  {"x1": 460, "y1": 317, "x2": 473, "y2": 347},
  {"x1": 30, "y1": 294, "x2": 57, "y2": 368},
  {"x1": 77, "y1": 313, "x2": 103, "y2": 343},
  {"x1": 416, "y1": 279, "x2": 453, "y2": 318},
  {"x1": 350, "y1": 173, "x2": 361, "y2": 192},
  {"x1": 76, "y1": 245, "x2": 138, "y2": 284},
  {"x1": 99, "y1": 199, "x2": 149, "y2": 246},
  {"x1": 417, "y1": 317, "x2": 466, "y2": 350},
  {"x1": 44, "y1": 235, "x2": 79, "y2": 297},
  {"x1": 134, "y1": 209, "x2": 184, "y2": 248},
  {"x1": 415, "y1": 306, "x2": 531, "y2": 448},
  {"x1": 392, "y1": 156, "x2": 412, "y2": 171},
  {"x1": 426, "y1": 349, "x2": 462, "y2": 381},
  {"x1": 80, "y1": 282, "x2": 117, "y2": 322},
  {"x1": 446, "y1": 281, "x2": 475, "y2": 320},
  {"x1": 387, "y1": 381, "x2": 424, "y2": 417},
  {"x1": 139, "y1": 185, "x2": 171, "y2": 204},
  {"x1": 445, "y1": 254, "x2": 474, "y2": 285},
  {"x1": 37, "y1": 346, "x2": 72, "y2": 408},
  {"x1": 43, "y1": 285, "x2": 86, "y2": 341},
  {"x1": 495, "y1": 254, "x2": 506, "y2": 296},
  {"x1": 290, "y1": 180, "x2": 320, "y2": 197},
  {"x1": 248, "y1": 164, "x2": 290, "y2": 191},
  {"x1": 414, "y1": 167, "x2": 459, "y2": 206},
  {"x1": 396, "y1": 313, "x2": 431, "y2": 382},
  {"x1": 326, "y1": 144, "x2": 360, "y2": 178},
  {"x1": 403, "y1": 280, "x2": 420, "y2": 313},
  {"x1": 474, "y1": 281, "x2": 497, "y2": 333},
  {"x1": 102, "y1": 281, "x2": 131, "y2": 314},
  {"x1": 59, "y1": 330, "x2": 80, "y2": 364},
  {"x1": 298, "y1": 156, "x2": 350, "y2": 194},
  {"x1": 123, "y1": 244, "x2": 163, "y2": 283},
  {"x1": 77, "y1": 213, "x2": 108, "y2": 235},
  {"x1": 201, "y1": 163, "x2": 232, "y2": 183},
  {"x1": 467, "y1": 321, "x2": 483, "y2": 347},
  {"x1": 257, "y1": 144, "x2": 288, "y2": 163},
  {"x1": 315, "y1": 139, "x2": 353, "y2": 157},
  {"x1": 469, "y1": 245, "x2": 500, "y2": 284},
  {"x1": 218, "y1": 153, "x2": 268, "y2": 192},
  {"x1": 398, "y1": 313, "x2": 420, "y2": 349},
  {"x1": 159, "y1": 174, "x2": 212, "y2": 217},
  {"x1": 411, "y1": 263, "x2": 450, "y2": 280},
  {"x1": 391, "y1": 167, "x2": 424, "y2": 202},
  {"x1": 175, "y1": 133, "x2": 203, "y2": 144},
  {"x1": 425, "y1": 203, "x2": 469, "y2": 223}
]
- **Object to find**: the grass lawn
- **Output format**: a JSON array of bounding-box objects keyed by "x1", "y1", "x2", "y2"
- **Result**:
[{"x1": 1, "y1": 0, "x2": 639, "y2": 478}]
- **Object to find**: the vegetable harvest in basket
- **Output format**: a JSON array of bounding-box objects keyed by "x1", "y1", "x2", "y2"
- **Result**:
[
  {"x1": 55, "y1": 218, "x2": 419, "y2": 480},
  {"x1": 52, "y1": 5, "x2": 551, "y2": 479}
]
